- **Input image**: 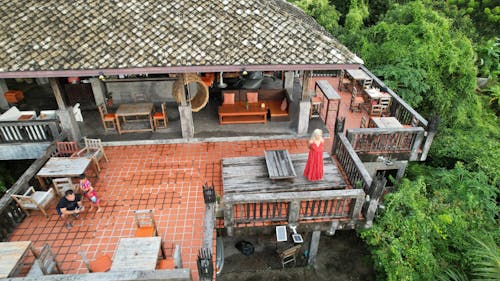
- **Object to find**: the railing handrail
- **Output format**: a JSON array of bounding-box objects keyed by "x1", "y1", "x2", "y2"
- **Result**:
[
  {"x1": 347, "y1": 127, "x2": 425, "y2": 136},
  {"x1": 336, "y1": 133, "x2": 373, "y2": 188},
  {"x1": 224, "y1": 189, "x2": 365, "y2": 204},
  {"x1": 0, "y1": 119, "x2": 58, "y2": 126},
  {"x1": 360, "y1": 65, "x2": 428, "y2": 127}
]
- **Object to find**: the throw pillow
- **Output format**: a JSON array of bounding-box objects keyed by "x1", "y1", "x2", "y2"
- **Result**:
[
  {"x1": 223, "y1": 93, "x2": 235, "y2": 105},
  {"x1": 280, "y1": 98, "x2": 287, "y2": 111},
  {"x1": 246, "y1": 92, "x2": 258, "y2": 103}
]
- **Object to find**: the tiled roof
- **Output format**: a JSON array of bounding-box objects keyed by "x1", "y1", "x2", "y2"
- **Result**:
[{"x1": 0, "y1": 0, "x2": 363, "y2": 75}]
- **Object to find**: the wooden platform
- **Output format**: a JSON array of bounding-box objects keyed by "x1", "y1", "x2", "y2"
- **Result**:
[{"x1": 222, "y1": 152, "x2": 346, "y2": 194}]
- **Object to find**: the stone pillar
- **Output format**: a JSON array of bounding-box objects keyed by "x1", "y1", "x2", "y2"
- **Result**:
[
  {"x1": 49, "y1": 78, "x2": 66, "y2": 110},
  {"x1": 57, "y1": 107, "x2": 81, "y2": 142},
  {"x1": 0, "y1": 79, "x2": 9, "y2": 110},
  {"x1": 297, "y1": 101, "x2": 311, "y2": 135},
  {"x1": 90, "y1": 78, "x2": 106, "y2": 107},
  {"x1": 307, "y1": 231, "x2": 321, "y2": 265},
  {"x1": 179, "y1": 105, "x2": 194, "y2": 138},
  {"x1": 283, "y1": 71, "x2": 295, "y2": 98}
]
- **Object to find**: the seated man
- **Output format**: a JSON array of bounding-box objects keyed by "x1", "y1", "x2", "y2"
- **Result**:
[{"x1": 56, "y1": 189, "x2": 84, "y2": 229}]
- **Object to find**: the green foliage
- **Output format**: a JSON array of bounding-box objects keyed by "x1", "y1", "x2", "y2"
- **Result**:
[
  {"x1": 469, "y1": 236, "x2": 500, "y2": 281},
  {"x1": 287, "y1": 0, "x2": 340, "y2": 35},
  {"x1": 344, "y1": 0, "x2": 369, "y2": 32},
  {"x1": 476, "y1": 37, "x2": 500, "y2": 78},
  {"x1": 446, "y1": 0, "x2": 500, "y2": 38}
]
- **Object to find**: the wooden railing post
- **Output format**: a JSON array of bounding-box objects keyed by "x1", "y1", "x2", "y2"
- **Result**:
[
  {"x1": 363, "y1": 174, "x2": 387, "y2": 228},
  {"x1": 420, "y1": 115, "x2": 439, "y2": 161},
  {"x1": 223, "y1": 202, "x2": 234, "y2": 237},
  {"x1": 410, "y1": 130, "x2": 425, "y2": 161},
  {"x1": 331, "y1": 117, "x2": 345, "y2": 155},
  {"x1": 288, "y1": 200, "x2": 300, "y2": 225}
]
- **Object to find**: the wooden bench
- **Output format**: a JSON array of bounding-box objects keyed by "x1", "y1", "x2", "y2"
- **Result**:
[{"x1": 218, "y1": 102, "x2": 267, "y2": 125}]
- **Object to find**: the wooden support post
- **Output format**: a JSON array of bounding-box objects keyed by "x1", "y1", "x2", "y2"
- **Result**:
[
  {"x1": 288, "y1": 200, "x2": 300, "y2": 225},
  {"x1": 297, "y1": 101, "x2": 311, "y2": 135},
  {"x1": 327, "y1": 220, "x2": 340, "y2": 236},
  {"x1": 90, "y1": 78, "x2": 106, "y2": 107},
  {"x1": 49, "y1": 78, "x2": 66, "y2": 110},
  {"x1": 223, "y1": 202, "x2": 234, "y2": 237},
  {"x1": 179, "y1": 105, "x2": 194, "y2": 138},
  {"x1": 307, "y1": 230, "x2": 321, "y2": 265},
  {"x1": 300, "y1": 70, "x2": 312, "y2": 101},
  {"x1": 284, "y1": 71, "x2": 295, "y2": 101},
  {"x1": 331, "y1": 117, "x2": 345, "y2": 155},
  {"x1": 420, "y1": 115, "x2": 439, "y2": 161},
  {"x1": 56, "y1": 107, "x2": 81, "y2": 142},
  {"x1": 0, "y1": 79, "x2": 9, "y2": 110},
  {"x1": 410, "y1": 130, "x2": 425, "y2": 161},
  {"x1": 363, "y1": 175, "x2": 387, "y2": 228},
  {"x1": 178, "y1": 75, "x2": 188, "y2": 106},
  {"x1": 203, "y1": 203, "x2": 215, "y2": 249}
]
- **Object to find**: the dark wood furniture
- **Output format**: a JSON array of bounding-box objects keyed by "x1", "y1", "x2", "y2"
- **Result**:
[
  {"x1": 221, "y1": 89, "x2": 291, "y2": 121},
  {"x1": 218, "y1": 102, "x2": 267, "y2": 125}
]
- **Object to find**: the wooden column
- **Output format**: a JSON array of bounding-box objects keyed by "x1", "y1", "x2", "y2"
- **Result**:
[
  {"x1": 410, "y1": 130, "x2": 425, "y2": 161},
  {"x1": 179, "y1": 105, "x2": 194, "y2": 138},
  {"x1": 307, "y1": 230, "x2": 321, "y2": 265},
  {"x1": 297, "y1": 71, "x2": 312, "y2": 135},
  {"x1": 224, "y1": 202, "x2": 234, "y2": 236},
  {"x1": 300, "y1": 70, "x2": 312, "y2": 101},
  {"x1": 49, "y1": 78, "x2": 66, "y2": 110},
  {"x1": 420, "y1": 115, "x2": 439, "y2": 161},
  {"x1": 283, "y1": 71, "x2": 295, "y2": 99},
  {"x1": 57, "y1": 107, "x2": 81, "y2": 142},
  {"x1": 363, "y1": 175, "x2": 387, "y2": 228},
  {"x1": 0, "y1": 79, "x2": 9, "y2": 110},
  {"x1": 90, "y1": 78, "x2": 106, "y2": 107},
  {"x1": 331, "y1": 117, "x2": 345, "y2": 155},
  {"x1": 288, "y1": 200, "x2": 300, "y2": 225}
]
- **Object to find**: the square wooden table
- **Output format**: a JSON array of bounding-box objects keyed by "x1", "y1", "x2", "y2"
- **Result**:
[
  {"x1": 264, "y1": 150, "x2": 297, "y2": 181},
  {"x1": 371, "y1": 117, "x2": 403, "y2": 128},
  {"x1": 111, "y1": 237, "x2": 164, "y2": 272},
  {"x1": 36, "y1": 157, "x2": 95, "y2": 189},
  {"x1": 0, "y1": 241, "x2": 36, "y2": 278},
  {"x1": 115, "y1": 103, "x2": 154, "y2": 134}
]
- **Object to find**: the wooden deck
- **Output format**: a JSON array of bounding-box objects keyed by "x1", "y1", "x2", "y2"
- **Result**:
[{"x1": 222, "y1": 152, "x2": 346, "y2": 194}]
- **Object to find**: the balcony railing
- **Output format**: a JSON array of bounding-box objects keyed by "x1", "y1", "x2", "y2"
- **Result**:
[
  {"x1": 334, "y1": 133, "x2": 372, "y2": 192},
  {"x1": 0, "y1": 120, "x2": 60, "y2": 143}
]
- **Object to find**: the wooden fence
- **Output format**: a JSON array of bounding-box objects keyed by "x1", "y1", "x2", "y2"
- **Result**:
[{"x1": 334, "y1": 133, "x2": 372, "y2": 192}]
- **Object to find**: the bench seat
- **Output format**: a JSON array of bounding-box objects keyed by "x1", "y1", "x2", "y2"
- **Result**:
[{"x1": 266, "y1": 100, "x2": 290, "y2": 121}]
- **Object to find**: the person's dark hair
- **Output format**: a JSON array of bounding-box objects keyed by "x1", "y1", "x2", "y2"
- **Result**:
[
  {"x1": 79, "y1": 174, "x2": 86, "y2": 179},
  {"x1": 64, "y1": 189, "x2": 74, "y2": 196}
]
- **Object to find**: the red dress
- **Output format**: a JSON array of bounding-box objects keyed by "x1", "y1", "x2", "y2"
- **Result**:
[{"x1": 303, "y1": 142, "x2": 324, "y2": 181}]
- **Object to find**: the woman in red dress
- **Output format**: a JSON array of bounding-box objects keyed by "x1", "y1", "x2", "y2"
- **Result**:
[{"x1": 303, "y1": 129, "x2": 324, "y2": 181}]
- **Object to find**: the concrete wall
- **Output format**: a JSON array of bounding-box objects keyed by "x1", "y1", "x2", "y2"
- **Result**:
[
  {"x1": 363, "y1": 160, "x2": 407, "y2": 182},
  {"x1": 0, "y1": 143, "x2": 51, "y2": 160},
  {"x1": 105, "y1": 80, "x2": 175, "y2": 104}
]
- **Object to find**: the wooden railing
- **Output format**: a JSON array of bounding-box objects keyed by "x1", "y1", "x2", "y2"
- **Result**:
[
  {"x1": 224, "y1": 189, "x2": 366, "y2": 233},
  {"x1": 346, "y1": 127, "x2": 425, "y2": 161},
  {"x1": 0, "y1": 120, "x2": 60, "y2": 143},
  {"x1": 334, "y1": 133, "x2": 372, "y2": 192}
]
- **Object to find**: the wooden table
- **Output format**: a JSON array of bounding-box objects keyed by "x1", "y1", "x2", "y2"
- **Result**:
[
  {"x1": 115, "y1": 103, "x2": 154, "y2": 134},
  {"x1": 346, "y1": 69, "x2": 371, "y2": 81},
  {"x1": 36, "y1": 157, "x2": 95, "y2": 189},
  {"x1": 371, "y1": 117, "x2": 403, "y2": 128},
  {"x1": 314, "y1": 80, "x2": 341, "y2": 123},
  {"x1": 264, "y1": 150, "x2": 297, "y2": 181},
  {"x1": 111, "y1": 237, "x2": 164, "y2": 271},
  {"x1": 0, "y1": 241, "x2": 36, "y2": 278},
  {"x1": 218, "y1": 102, "x2": 268, "y2": 125},
  {"x1": 364, "y1": 88, "x2": 391, "y2": 100}
]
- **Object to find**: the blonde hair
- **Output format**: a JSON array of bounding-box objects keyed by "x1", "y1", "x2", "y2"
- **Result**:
[{"x1": 310, "y1": 129, "x2": 323, "y2": 141}]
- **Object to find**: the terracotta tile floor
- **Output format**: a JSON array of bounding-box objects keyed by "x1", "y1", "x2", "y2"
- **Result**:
[{"x1": 8, "y1": 79, "x2": 365, "y2": 280}]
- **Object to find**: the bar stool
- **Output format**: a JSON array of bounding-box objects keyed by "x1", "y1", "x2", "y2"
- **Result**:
[{"x1": 310, "y1": 96, "x2": 322, "y2": 119}]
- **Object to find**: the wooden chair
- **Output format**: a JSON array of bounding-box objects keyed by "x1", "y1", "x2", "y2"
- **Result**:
[
  {"x1": 52, "y1": 177, "x2": 79, "y2": 197},
  {"x1": 350, "y1": 87, "x2": 364, "y2": 112},
  {"x1": 54, "y1": 141, "x2": 79, "y2": 157},
  {"x1": 134, "y1": 209, "x2": 157, "y2": 237},
  {"x1": 79, "y1": 252, "x2": 112, "y2": 272},
  {"x1": 363, "y1": 78, "x2": 373, "y2": 89},
  {"x1": 28, "y1": 244, "x2": 62, "y2": 276},
  {"x1": 11, "y1": 187, "x2": 55, "y2": 218},
  {"x1": 338, "y1": 69, "x2": 351, "y2": 92},
  {"x1": 97, "y1": 103, "x2": 116, "y2": 131},
  {"x1": 72, "y1": 137, "x2": 108, "y2": 171},
  {"x1": 370, "y1": 104, "x2": 383, "y2": 117},
  {"x1": 277, "y1": 244, "x2": 301, "y2": 269},
  {"x1": 360, "y1": 115, "x2": 368, "y2": 128},
  {"x1": 157, "y1": 244, "x2": 182, "y2": 270},
  {"x1": 379, "y1": 97, "x2": 391, "y2": 115},
  {"x1": 153, "y1": 103, "x2": 168, "y2": 129}
]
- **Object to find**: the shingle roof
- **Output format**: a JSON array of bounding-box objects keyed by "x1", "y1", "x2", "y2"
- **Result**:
[{"x1": 0, "y1": 0, "x2": 363, "y2": 75}]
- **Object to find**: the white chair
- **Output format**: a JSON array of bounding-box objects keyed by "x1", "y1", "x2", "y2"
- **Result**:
[
  {"x1": 27, "y1": 243, "x2": 62, "y2": 276},
  {"x1": 11, "y1": 187, "x2": 55, "y2": 218},
  {"x1": 52, "y1": 178, "x2": 79, "y2": 197},
  {"x1": 73, "y1": 137, "x2": 108, "y2": 171}
]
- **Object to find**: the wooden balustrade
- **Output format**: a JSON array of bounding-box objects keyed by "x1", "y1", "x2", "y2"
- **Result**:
[
  {"x1": 346, "y1": 127, "x2": 425, "y2": 161},
  {"x1": 334, "y1": 133, "x2": 372, "y2": 192},
  {"x1": 0, "y1": 120, "x2": 60, "y2": 143},
  {"x1": 224, "y1": 189, "x2": 366, "y2": 233}
]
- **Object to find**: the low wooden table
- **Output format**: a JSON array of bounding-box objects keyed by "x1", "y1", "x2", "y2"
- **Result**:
[
  {"x1": 36, "y1": 157, "x2": 96, "y2": 189},
  {"x1": 0, "y1": 241, "x2": 36, "y2": 278},
  {"x1": 218, "y1": 102, "x2": 267, "y2": 125},
  {"x1": 115, "y1": 103, "x2": 154, "y2": 134},
  {"x1": 371, "y1": 117, "x2": 403, "y2": 129},
  {"x1": 111, "y1": 237, "x2": 164, "y2": 272},
  {"x1": 264, "y1": 150, "x2": 297, "y2": 182}
]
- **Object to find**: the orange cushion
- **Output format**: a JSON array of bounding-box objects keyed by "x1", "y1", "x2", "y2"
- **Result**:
[
  {"x1": 89, "y1": 254, "x2": 112, "y2": 272},
  {"x1": 223, "y1": 93, "x2": 235, "y2": 105},
  {"x1": 157, "y1": 258, "x2": 175, "y2": 269},
  {"x1": 246, "y1": 92, "x2": 258, "y2": 103},
  {"x1": 280, "y1": 98, "x2": 288, "y2": 111},
  {"x1": 153, "y1": 112, "x2": 164, "y2": 118},
  {"x1": 135, "y1": 226, "x2": 155, "y2": 237}
]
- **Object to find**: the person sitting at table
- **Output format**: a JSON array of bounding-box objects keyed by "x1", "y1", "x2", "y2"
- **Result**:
[
  {"x1": 303, "y1": 129, "x2": 324, "y2": 181},
  {"x1": 56, "y1": 189, "x2": 84, "y2": 230},
  {"x1": 79, "y1": 174, "x2": 101, "y2": 212}
]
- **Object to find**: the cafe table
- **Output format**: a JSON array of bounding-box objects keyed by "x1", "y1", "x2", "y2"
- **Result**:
[
  {"x1": 36, "y1": 157, "x2": 95, "y2": 189},
  {"x1": 370, "y1": 117, "x2": 403, "y2": 129},
  {"x1": 111, "y1": 237, "x2": 165, "y2": 271},
  {"x1": 115, "y1": 103, "x2": 154, "y2": 134},
  {"x1": 0, "y1": 241, "x2": 37, "y2": 278}
]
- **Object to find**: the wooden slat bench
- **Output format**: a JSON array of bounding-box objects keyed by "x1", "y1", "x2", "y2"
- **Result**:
[{"x1": 264, "y1": 150, "x2": 297, "y2": 181}]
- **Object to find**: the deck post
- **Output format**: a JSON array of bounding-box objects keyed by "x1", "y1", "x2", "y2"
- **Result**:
[
  {"x1": 410, "y1": 130, "x2": 425, "y2": 161},
  {"x1": 420, "y1": 115, "x2": 439, "y2": 161},
  {"x1": 331, "y1": 117, "x2": 345, "y2": 155},
  {"x1": 0, "y1": 79, "x2": 8, "y2": 110},
  {"x1": 307, "y1": 230, "x2": 321, "y2": 265},
  {"x1": 288, "y1": 200, "x2": 300, "y2": 225},
  {"x1": 223, "y1": 202, "x2": 234, "y2": 237},
  {"x1": 57, "y1": 107, "x2": 81, "y2": 142},
  {"x1": 49, "y1": 78, "x2": 66, "y2": 110},
  {"x1": 297, "y1": 101, "x2": 311, "y2": 135},
  {"x1": 327, "y1": 220, "x2": 340, "y2": 236},
  {"x1": 363, "y1": 175, "x2": 387, "y2": 228},
  {"x1": 89, "y1": 78, "x2": 107, "y2": 107}
]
